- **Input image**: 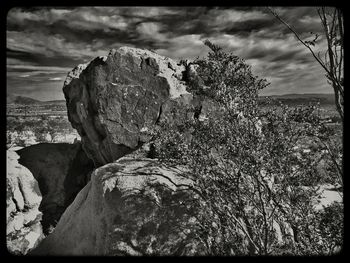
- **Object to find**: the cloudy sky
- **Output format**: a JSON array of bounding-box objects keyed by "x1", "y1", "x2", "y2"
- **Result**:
[{"x1": 7, "y1": 6, "x2": 332, "y2": 101}]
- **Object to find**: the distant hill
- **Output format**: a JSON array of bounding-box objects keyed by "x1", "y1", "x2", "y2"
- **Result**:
[
  {"x1": 258, "y1": 93, "x2": 335, "y2": 106},
  {"x1": 7, "y1": 94, "x2": 41, "y2": 105},
  {"x1": 7, "y1": 95, "x2": 65, "y2": 105}
]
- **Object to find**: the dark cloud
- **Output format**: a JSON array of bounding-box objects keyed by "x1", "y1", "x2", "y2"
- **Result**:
[
  {"x1": 223, "y1": 18, "x2": 276, "y2": 36},
  {"x1": 6, "y1": 6, "x2": 333, "y2": 100},
  {"x1": 7, "y1": 48, "x2": 81, "y2": 68},
  {"x1": 270, "y1": 50, "x2": 303, "y2": 62}
]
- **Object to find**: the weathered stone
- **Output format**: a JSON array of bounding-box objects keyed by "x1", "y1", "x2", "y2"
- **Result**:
[
  {"x1": 6, "y1": 150, "x2": 44, "y2": 255},
  {"x1": 63, "y1": 47, "x2": 208, "y2": 167},
  {"x1": 31, "y1": 157, "x2": 206, "y2": 256},
  {"x1": 16, "y1": 142, "x2": 94, "y2": 234}
]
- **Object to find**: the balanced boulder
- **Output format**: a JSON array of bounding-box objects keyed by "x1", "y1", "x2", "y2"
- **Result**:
[{"x1": 63, "y1": 47, "x2": 208, "y2": 167}]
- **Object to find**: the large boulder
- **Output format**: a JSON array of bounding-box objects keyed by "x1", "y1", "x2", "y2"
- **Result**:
[
  {"x1": 31, "y1": 157, "x2": 206, "y2": 256},
  {"x1": 16, "y1": 142, "x2": 94, "y2": 234},
  {"x1": 7, "y1": 150, "x2": 44, "y2": 255},
  {"x1": 63, "y1": 47, "x2": 210, "y2": 167}
]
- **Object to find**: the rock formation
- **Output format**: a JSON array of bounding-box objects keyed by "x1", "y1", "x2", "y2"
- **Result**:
[
  {"x1": 16, "y1": 142, "x2": 94, "y2": 234},
  {"x1": 31, "y1": 157, "x2": 206, "y2": 256},
  {"x1": 7, "y1": 150, "x2": 44, "y2": 255},
  {"x1": 63, "y1": 47, "x2": 212, "y2": 167},
  {"x1": 9, "y1": 47, "x2": 216, "y2": 255}
]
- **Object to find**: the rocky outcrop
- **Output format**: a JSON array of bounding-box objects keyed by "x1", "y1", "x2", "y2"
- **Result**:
[
  {"x1": 16, "y1": 142, "x2": 94, "y2": 234},
  {"x1": 31, "y1": 157, "x2": 206, "y2": 256},
  {"x1": 7, "y1": 150, "x2": 44, "y2": 255},
  {"x1": 63, "y1": 47, "x2": 212, "y2": 167}
]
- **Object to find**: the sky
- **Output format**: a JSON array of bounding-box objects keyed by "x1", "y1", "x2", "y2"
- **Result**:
[{"x1": 7, "y1": 6, "x2": 333, "y2": 101}]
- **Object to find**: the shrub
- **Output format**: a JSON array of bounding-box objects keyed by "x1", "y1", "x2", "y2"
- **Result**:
[{"x1": 150, "y1": 40, "x2": 343, "y2": 255}]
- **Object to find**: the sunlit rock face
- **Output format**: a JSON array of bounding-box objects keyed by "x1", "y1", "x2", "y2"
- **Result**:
[
  {"x1": 6, "y1": 150, "x2": 44, "y2": 255},
  {"x1": 63, "y1": 47, "x2": 214, "y2": 167},
  {"x1": 16, "y1": 142, "x2": 94, "y2": 235},
  {"x1": 30, "y1": 157, "x2": 206, "y2": 256}
]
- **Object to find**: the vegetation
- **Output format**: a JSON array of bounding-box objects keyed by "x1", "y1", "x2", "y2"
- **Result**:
[
  {"x1": 150, "y1": 41, "x2": 343, "y2": 255},
  {"x1": 7, "y1": 115, "x2": 77, "y2": 148}
]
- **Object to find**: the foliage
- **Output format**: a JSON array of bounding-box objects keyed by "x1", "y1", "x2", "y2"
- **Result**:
[
  {"x1": 6, "y1": 131, "x2": 26, "y2": 148},
  {"x1": 150, "y1": 41, "x2": 343, "y2": 255},
  {"x1": 187, "y1": 39, "x2": 268, "y2": 117},
  {"x1": 7, "y1": 115, "x2": 76, "y2": 146},
  {"x1": 316, "y1": 201, "x2": 343, "y2": 253}
]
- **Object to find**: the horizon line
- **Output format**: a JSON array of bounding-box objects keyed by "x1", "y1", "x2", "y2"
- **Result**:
[{"x1": 7, "y1": 92, "x2": 335, "y2": 102}]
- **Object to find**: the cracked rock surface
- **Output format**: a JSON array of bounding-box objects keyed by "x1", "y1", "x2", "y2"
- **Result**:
[{"x1": 63, "y1": 47, "x2": 205, "y2": 167}]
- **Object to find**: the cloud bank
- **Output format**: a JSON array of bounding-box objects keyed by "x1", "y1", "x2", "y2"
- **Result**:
[{"x1": 7, "y1": 6, "x2": 331, "y2": 101}]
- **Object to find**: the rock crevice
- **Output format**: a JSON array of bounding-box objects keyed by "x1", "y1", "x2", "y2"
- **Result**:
[{"x1": 16, "y1": 142, "x2": 94, "y2": 235}]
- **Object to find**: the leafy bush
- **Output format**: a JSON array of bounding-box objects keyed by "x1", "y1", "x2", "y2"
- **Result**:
[
  {"x1": 150, "y1": 40, "x2": 343, "y2": 255},
  {"x1": 316, "y1": 202, "x2": 343, "y2": 253}
]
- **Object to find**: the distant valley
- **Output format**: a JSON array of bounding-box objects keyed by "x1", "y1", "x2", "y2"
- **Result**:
[
  {"x1": 258, "y1": 93, "x2": 335, "y2": 106},
  {"x1": 7, "y1": 94, "x2": 66, "y2": 106},
  {"x1": 7, "y1": 93, "x2": 335, "y2": 106}
]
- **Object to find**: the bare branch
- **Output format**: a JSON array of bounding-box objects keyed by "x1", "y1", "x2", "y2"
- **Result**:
[
  {"x1": 267, "y1": 7, "x2": 331, "y2": 76},
  {"x1": 268, "y1": 6, "x2": 343, "y2": 121}
]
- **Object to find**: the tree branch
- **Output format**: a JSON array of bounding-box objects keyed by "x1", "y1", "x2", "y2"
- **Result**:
[
  {"x1": 267, "y1": 7, "x2": 331, "y2": 76},
  {"x1": 268, "y1": 6, "x2": 343, "y2": 121}
]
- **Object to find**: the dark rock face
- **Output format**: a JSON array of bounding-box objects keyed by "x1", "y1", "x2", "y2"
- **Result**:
[
  {"x1": 17, "y1": 142, "x2": 94, "y2": 234},
  {"x1": 63, "y1": 47, "x2": 208, "y2": 167},
  {"x1": 7, "y1": 150, "x2": 44, "y2": 255},
  {"x1": 31, "y1": 157, "x2": 206, "y2": 256}
]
